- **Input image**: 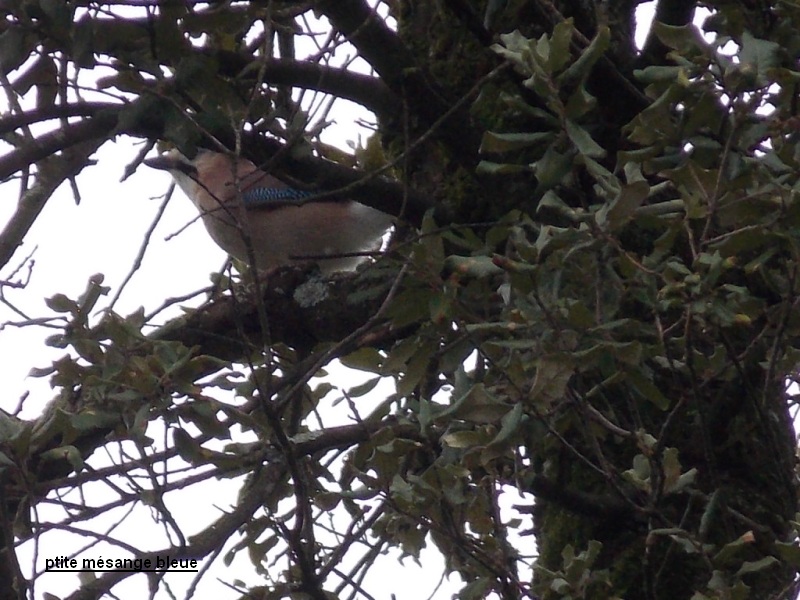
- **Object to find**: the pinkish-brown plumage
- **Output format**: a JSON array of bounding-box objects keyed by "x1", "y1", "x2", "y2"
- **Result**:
[{"x1": 146, "y1": 150, "x2": 392, "y2": 273}]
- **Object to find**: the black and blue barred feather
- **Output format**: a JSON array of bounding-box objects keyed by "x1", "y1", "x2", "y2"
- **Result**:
[{"x1": 242, "y1": 186, "x2": 314, "y2": 208}]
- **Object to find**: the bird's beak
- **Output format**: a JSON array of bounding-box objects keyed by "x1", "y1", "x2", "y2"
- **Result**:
[
  {"x1": 143, "y1": 156, "x2": 178, "y2": 171},
  {"x1": 144, "y1": 155, "x2": 198, "y2": 177}
]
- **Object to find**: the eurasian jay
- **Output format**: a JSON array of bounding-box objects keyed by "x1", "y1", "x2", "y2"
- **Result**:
[{"x1": 144, "y1": 149, "x2": 392, "y2": 273}]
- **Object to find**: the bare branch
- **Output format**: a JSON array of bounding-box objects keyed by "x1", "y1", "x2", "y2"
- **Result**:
[{"x1": 0, "y1": 137, "x2": 107, "y2": 270}]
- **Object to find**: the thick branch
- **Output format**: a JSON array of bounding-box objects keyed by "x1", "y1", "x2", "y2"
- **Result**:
[
  {"x1": 637, "y1": 0, "x2": 697, "y2": 67},
  {"x1": 0, "y1": 113, "x2": 117, "y2": 181},
  {"x1": 314, "y1": 0, "x2": 417, "y2": 92},
  {"x1": 150, "y1": 264, "x2": 391, "y2": 359},
  {"x1": 314, "y1": 0, "x2": 483, "y2": 166},
  {"x1": 214, "y1": 53, "x2": 401, "y2": 122},
  {"x1": 0, "y1": 103, "x2": 120, "y2": 137},
  {"x1": 524, "y1": 474, "x2": 636, "y2": 521}
]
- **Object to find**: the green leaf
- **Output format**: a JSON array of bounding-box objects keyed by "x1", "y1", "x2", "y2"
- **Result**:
[
  {"x1": 482, "y1": 402, "x2": 525, "y2": 464},
  {"x1": 66, "y1": 408, "x2": 117, "y2": 433},
  {"x1": 623, "y1": 454, "x2": 651, "y2": 491},
  {"x1": 387, "y1": 288, "x2": 431, "y2": 327},
  {"x1": 548, "y1": 19, "x2": 574, "y2": 73},
  {"x1": 340, "y1": 348, "x2": 383, "y2": 373},
  {"x1": 595, "y1": 180, "x2": 650, "y2": 232},
  {"x1": 652, "y1": 23, "x2": 709, "y2": 56},
  {"x1": 736, "y1": 556, "x2": 778, "y2": 576},
  {"x1": 558, "y1": 26, "x2": 610, "y2": 87},
  {"x1": 441, "y1": 384, "x2": 510, "y2": 424},
  {"x1": 533, "y1": 146, "x2": 574, "y2": 191},
  {"x1": 0, "y1": 413, "x2": 24, "y2": 449},
  {"x1": 662, "y1": 448, "x2": 696, "y2": 494},
  {"x1": 479, "y1": 131, "x2": 552, "y2": 154},
  {"x1": 458, "y1": 576, "x2": 493, "y2": 600},
  {"x1": 530, "y1": 358, "x2": 573, "y2": 408},
  {"x1": 634, "y1": 65, "x2": 684, "y2": 83},
  {"x1": 314, "y1": 491, "x2": 341, "y2": 511},
  {"x1": 738, "y1": 32, "x2": 780, "y2": 87},
  {"x1": 492, "y1": 30, "x2": 537, "y2": 76},
  {"x1": 476, "y1": 160, "x2": 530, "y2": 175},
  {"x1": 537, "y1": 190, "x2": 582, "y2": 222},
  {"x1": 774, "y1": 541, "x2": 800, "y2": 568},
  {"x1": 713, "y1": 534, "x2": 753, "y2": 566},
  {"x1": 566, "y1": 119, "x2": 605, "y2": 158},
  {"x1": 492, "y1": 402, "x2": 524, "y2": 446},
  {"x1": 442, "y1": 430, "x2": 485, "y2": 449},
  {"x1": 564, "y1": 84, "x2": 597, "y2": 119},
  {"x1": 173, "y1": 428, "x2": 205, "y2": 465},
  {"x1": 347, "y1": 376, "x2": 381, "y2": 398},
  {"x1": 40, "y1": 0, "x2": 74, "y2": 32},
  {"x1": 396, "y1": 346, "x2": 431, "y2": 397},
  {"x1": 429, "y1": 287, "x2": 454, "y2": 324},
  {"x1": 45, "y1": 293, "x2": 78, "y2": 314},
  {"x1": 626, "y1": 368, "x2": 670, "y2": 410},
  {"x1": 28, "y1": 364, "x2": 56, "y2": 378},
  {"x1": 445, "y1": 255, "x2": 504, "y2": 278},
  {"x1": 582, "y1": 156, "x2": 620, "y2": 195},
  {"x1": 39, "y1": 445, "x2": 83, "y2": 471},
  {"x1": 0, "y1": 26, "x2": 32, "y2": 74}
]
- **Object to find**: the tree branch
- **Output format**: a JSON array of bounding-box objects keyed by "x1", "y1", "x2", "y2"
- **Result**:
[
  {"x1": 637, "y1": 0, "x2": 697, "y2": 67},
  {"x1": 64, "y1": 460, "x2": 287, "y2": 600},
  {"x1": 0, "y1": 114, "x2": 117, "y2": 181},
  {"x1": 0, "y1": 102, "x2": 120, "y2": 137},
  {"x1": 522, "y1": 474, "x2": 637, "y2": 521},
  {"x1": 0, "y1": 135, "x2": 109, "y2": 270},
  {"x1": 150, "y1": 264, "x2": 392, "y2": 360},
  {"x1": 213, "y1": 52, "x2": 401, "y2": 122},
  {"x1": 314, "y1": 0, "x2": 483, "y2": 166}
]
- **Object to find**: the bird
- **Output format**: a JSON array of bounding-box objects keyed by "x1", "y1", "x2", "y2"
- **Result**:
[{"x1": 144, "y1": 149, "x2": 392, "y2": 273}]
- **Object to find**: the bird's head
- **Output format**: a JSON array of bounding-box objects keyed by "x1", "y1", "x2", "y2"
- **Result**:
[{"x1": 144, "y1": 149, "x2": 203, "y2": 196}]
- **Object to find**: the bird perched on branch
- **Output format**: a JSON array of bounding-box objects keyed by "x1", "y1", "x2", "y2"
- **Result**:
[{"x1": 144, "y1": 149, "x2": 392, "y2": 273}]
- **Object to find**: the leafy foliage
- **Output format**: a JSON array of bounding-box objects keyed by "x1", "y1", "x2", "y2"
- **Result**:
[{"x1": 1, "y1": 1, "x2": 799, "y2": 600}]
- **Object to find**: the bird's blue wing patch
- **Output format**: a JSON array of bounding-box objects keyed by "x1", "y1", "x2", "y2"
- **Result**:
[{"x1": 242, "y1": 186, "x2": 314, "y2": 208}]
